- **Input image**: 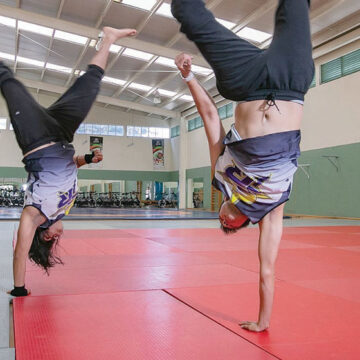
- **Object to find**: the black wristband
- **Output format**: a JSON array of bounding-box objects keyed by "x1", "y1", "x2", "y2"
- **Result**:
[
  {"x1": 84, "y1": 153, "x2": 95, "y2": 164},
  {"x1": 10, "y1": 286, "x2": 28, "y2": 297}
]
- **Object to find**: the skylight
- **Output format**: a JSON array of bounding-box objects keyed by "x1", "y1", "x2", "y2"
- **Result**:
[
  {"x1": 110, "y1": 44, "x2": 122, "y2": 53},
  {"x1": 121, "y1": 0, "x2": 157, "y2": 11},
  {"x1": 191, "y1": 64, "x2": 213, "y2": 76},
  {"x1": 155, "y1": 56, "x2": 177, "y2": 68},
  {"x1": 46, "y1": 63, "x2": 72, "y2": 73},
  {"x1": 128, "y1": 82, "x2": 152, "y2": 92},
  {"x1": 0, "y1": 51, "x2": 15, "y2": 61},
  {"x1": 103, "y1": 76, "x2": 126, "y2": 86},
  {"x1": 158, "y1": 89, "x2": 176, "y2": 98},
  {"x1": 237, "y1": 27, "x2": 272, "y2": 43},
  {"x1": 54, "y1": 30, "x2": 88, "y2": 45},
  {"x1": 180, "y1": 95, "x2": 194, "y2": 102},
  {"x1": 18, "y1": 21, "x2": 53, "y2": 36},
  {"x1": 0, "y1": 16, "x2": 16, "y2": 28},
  {"x1": 216, "y1": 18, "x2": 236, "y2": 30},
  {"x1": 123, "y1": 48, "x2": 154, "y2": 61},
  {"x1": 156, "y1": 3, "x2": 173, "y2": 18},
  {"x1": 17, "y1": 56, "x2": 45, "y2": 68}
]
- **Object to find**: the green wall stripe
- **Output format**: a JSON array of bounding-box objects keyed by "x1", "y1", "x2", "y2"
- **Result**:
[{"x1": 286, "y1": 142, "x2": 360, "y2": 218}]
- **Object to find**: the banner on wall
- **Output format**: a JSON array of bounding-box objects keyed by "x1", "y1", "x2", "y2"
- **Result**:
[
  {"x1": 152, "y1": 139, "x2": 164, "y2": 169},
  {"x1": 90, "y1": 136, "x2": 103, "y2": 152},
  {"x1": 89, "y1": 136, "x2": 103, "y2": 169}
]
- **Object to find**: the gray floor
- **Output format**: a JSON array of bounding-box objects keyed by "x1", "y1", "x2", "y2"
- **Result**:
[{"x1": 1, "y1": 217, "x2": 359, "y2": 360}]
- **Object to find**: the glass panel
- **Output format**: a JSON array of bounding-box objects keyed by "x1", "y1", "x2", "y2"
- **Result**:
[
  {"x1": 163, "y1": 128, "x2": 170, "y2": 139},
  {"x1": 226, "y1": 103, "x2": 234, "y2": 117},
  {"x1": 310, "y1": 74, "x2": 316, "y2": 88},
  {"x1": 85, "y1": 124, "x2": 93, "y2": 134},
  {"x1": 108, "y1": 125, "x2": 116, "y2": 136},
  {"x1": 100, "y1": 125, "x2": 108, "y2": 136},
  {"x1": 92, "y1": 124, "x2": 101, "y2": 135},
  {"x1": 342, "y1": 49, "x2": 360, "y2": 76},
  {"x1": 127, "y1": 126, "x2": 134, "y2": 137},
  {"x1": 195, "y1": 117, "x2": 202, "y2": 128},
  {"x1": 0, "y1": 118, "x2": 6, "y2": 130},
  {"x1": 76, "y1": 123, "x2": 85, "y2": 134},
  {"x1": 321, "y1": 58, "x2": 342, "y2": 84},
  {"x1": 133, "y1": 126, "x2": 142, "y2": 137},
  {"x1": 188, "y1": 119, "x2": 195, "y2": 131},
  {"x1": 218, "y1": 105, "x2": 227, "y2": 120},
  {"x1": 141, "y1": 127, "x2": 149, "y2": 137},
  {"x1": 149, "y1": 127, "x2": 156, "y2": 137},
  {"x1": 116, "y1": 126, "x2": 124, "y2": 136}
]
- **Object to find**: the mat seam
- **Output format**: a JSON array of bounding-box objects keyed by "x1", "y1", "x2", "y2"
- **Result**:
[{"x1": 162, "y1": 289, "x2": 282, "y2": 360}]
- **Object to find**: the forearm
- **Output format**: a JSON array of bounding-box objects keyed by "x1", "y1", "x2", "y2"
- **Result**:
[{"x1": 187, "y1": 79, "x2": 226, "y2": 169}]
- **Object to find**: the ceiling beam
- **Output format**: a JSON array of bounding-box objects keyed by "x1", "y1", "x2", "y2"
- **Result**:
[
  {"x1": 19, "y1": 77, "x2": 178, "y2": 118},
  {"x1": 0, "y1": 4, "x2": 209, "y2": 68}
]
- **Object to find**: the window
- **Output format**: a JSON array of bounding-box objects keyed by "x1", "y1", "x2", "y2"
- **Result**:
[
  {"x1": 310, "y1": 74, "x2": 316, "y2": 88},
  {"x1": 171, "y1": 125, "x2": 180, "y2": 138},
  {"x1": 0, "y1": 118, "x2": 6, "y2": 130},
  {"x1": 77, "y1": 123, "x2": 124, "y2": 137},
  {"x1": 321, "y1": 49, "x2": 360, "y2": 84},
  {"x1": 218, "y1": 105, "x2": 227, "y2": 120},
  {"x1": 127, "y1": 126, "x2": 170, "y2": 139},
  {"x1": 226, "y1": 103, "x2": 233, "y2": 117}
]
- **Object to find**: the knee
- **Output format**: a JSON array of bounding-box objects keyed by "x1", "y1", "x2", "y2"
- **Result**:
[
  {"x1": 0, "y1": 63, "x2": 14, "y2": 86},
  {"x1": 171, "y1": 0, "x2": 203, "y2": 24}
]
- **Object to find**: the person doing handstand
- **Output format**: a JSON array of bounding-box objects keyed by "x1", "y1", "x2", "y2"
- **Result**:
[
  {"x1": 172, "y1": 0, "x2": 314, "y2": 331},
  {"x1": 1, "y1": 26, "x2": 137, "y2": 297}
]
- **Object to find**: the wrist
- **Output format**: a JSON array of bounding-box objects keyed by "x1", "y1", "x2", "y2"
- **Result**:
[
  {"x1": 84, "y1": 153, "x2": 95, "y2": 164},
  {"x1": 180, "y1": 71, "x2": 194, "y2": 82},
  {"x1": 10, "y1": 285, "x2": 28, "y2": 297}
]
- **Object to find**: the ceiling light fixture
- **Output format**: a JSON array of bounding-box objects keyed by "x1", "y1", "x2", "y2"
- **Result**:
[
  {"x1": 18, "y1": 21, "x2": 53, "y2": 36},
  {"x1": 123, "y1": 48, "x2": 154, "y2": 61},
  {"x1": 237, "y1": 27, "x2": 272, "y2": 43},
  {"x1": 121, "y1": 0, "x2": 157, "y2": 11},
  {"x1": 54, "y1": 30, "x2": 88, "y2": 45},
  {"x1": 156, "y1": 3, "x2": 173, "y2": 18}
]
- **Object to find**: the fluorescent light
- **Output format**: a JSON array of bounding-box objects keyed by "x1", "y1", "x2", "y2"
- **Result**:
[
  {"x1": 103, "y1": 76, "x2": 126, "y2": 86},
  {"x1": 158, "y1": 88, "x2": 176, "y2": 97},
  {"x1": 123, "y1": 48, "x2": 154, "y2": 61},
  {"x1": 0, "y1": 51, "x2": 15, "y2": 61},
  {"x1": 18, "y1": 21, "x2": 53, "y2": 36},
  {"x1": 237, "y1": 27, "x2": 272, "y2": 43},
  {"x1": 128, "y1": 82, "x2": 152, "y2": 92},
  {"x1": 89, "y1": 39, "x2": 97, "y2": 47},
  {"x1": 180, "y1": 95, "x2": 194, "y2": 102},
  {"x1": 54, "y1": 30, "x2": 88, "y2": 45},
  {"x1": 156, "y1": 3, "x2": 173, "y2": 18},
  {"x1": 191, "y1": 64, "x2": 212, "y2": 76},
  {"x1": 0, "y1": 16, "x2": 16, "y2": 28},
  {"x1": 216, "y1": 18, "x2": 236, "y2": 30},
  {"x1": 46, "y1": 63, "x2": 72, "y2": 73},
  {"x1": 121, "y1": 0, "x2": 157, "y2": 11},
  {"x1": 155, "y1": 56, "x2": 177, "y2": 68},
  {"x1": 110, "y1": 44, "x2": 122, "y2": 53},
  {"x1": 17, "y1": 56, "x2": 44, "y2": 68}
]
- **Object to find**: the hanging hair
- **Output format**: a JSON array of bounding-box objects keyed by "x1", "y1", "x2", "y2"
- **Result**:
[{"x1": 28, "y1": 227, "x2": 63, "y2": 274}]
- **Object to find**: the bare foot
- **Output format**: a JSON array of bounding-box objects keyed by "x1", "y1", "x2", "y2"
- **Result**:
[{"x1": 102, "y1": 26, "x2": 137, "y2": 43}]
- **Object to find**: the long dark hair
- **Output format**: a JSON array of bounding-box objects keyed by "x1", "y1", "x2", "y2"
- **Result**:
[{"x1": 28, "y1": 228, "x2": 63, "y2": 274}]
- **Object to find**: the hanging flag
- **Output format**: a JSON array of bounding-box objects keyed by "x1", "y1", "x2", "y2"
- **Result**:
[{"x1": 152, "y1": 139, "x2": 164, "y2": 168}]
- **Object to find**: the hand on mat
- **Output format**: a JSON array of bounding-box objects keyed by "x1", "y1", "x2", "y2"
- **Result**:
[
  {"x1": 240, "y1": 321, "x2": 268, "y2": 332},
  {"x1": 7, "y1": 288, "x2": 31, "y2": 297},
  {"x1": 92, "y1": 150, "x2": 103, "y2": 164},
  {"x1": 175, "y1": 53, "x2": 193, "y2": 78}
]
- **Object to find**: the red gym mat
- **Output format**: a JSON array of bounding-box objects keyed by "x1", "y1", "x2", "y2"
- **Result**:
[
  {"x1": 13, "y1": 291, "x2": 275, "y2": 360},
  {"x1": 13, "y1": 226, "x2": 360, "y2": 359},
  {"x1": 166, "y1": 281, "x2": 360, "y2": 360}
]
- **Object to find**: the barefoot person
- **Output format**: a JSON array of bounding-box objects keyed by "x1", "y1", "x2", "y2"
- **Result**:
[
  {"x1": 2, "y1": 27, "x2": 137, "y2": 297},
  {"x1": 172, "y1": 0, "x2": 314, "y2": 332}
]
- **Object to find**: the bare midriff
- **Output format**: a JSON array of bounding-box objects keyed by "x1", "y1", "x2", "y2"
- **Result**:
[
  {"x1": 234, "y1": 100, "x2": 303, "y2": 140},
  {"x1": 23, "y1": 142, "x2": 56, "y2": 158}
]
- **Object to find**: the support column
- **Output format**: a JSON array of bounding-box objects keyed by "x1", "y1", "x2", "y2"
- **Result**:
[
  {"x1": 178, "y1": 116, "x2": 187, "y2": 209},
  {"x1": 187, "y1": 178, "x2": 194, "y2": 208}
]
